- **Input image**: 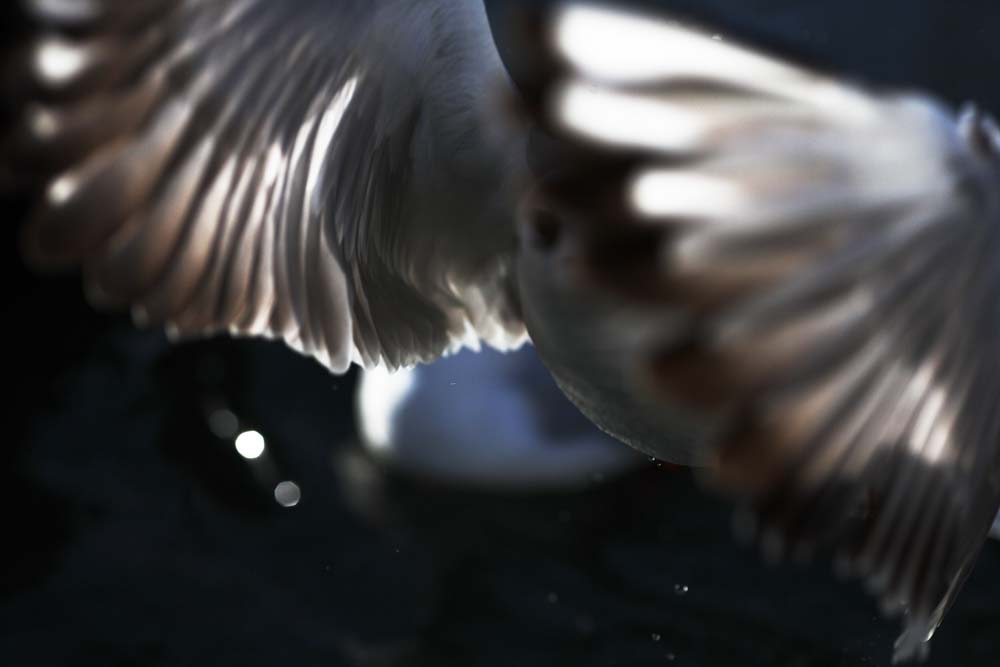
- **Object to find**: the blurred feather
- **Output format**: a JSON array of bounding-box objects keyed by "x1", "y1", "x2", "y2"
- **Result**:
[
  {"x1": 527, "y1": 4, "x2": 1000, "y2": 662},
  {"x1": 10, "y1": 0, "x2": 528, "y2": 372}
]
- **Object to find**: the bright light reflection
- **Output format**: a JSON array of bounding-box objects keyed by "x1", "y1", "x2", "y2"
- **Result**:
[
  {"x1": 909, "y1": 386, "x2": 950, "y2": 466},
  {"x1": 630, "y1": 169, "x2": 749, "y2": 218},
  {"x1": 234, "y1": 430, "x2": 266, "y2": 460},
  {"x1": 34, "y1": 39, "x2": 91, "y2": 85},
  {"x1": 553, "y1": 5, "x2": 791, "y2": 86},
  {"x1": 896, "y1": 363, "x2": 956, "y2": 468},
  {"x1": 552, "y1": 5, "x2": 874, "y2": 117},
  {"x1": 47, "y1": 174, "x2": 78, "y2": 205},
  {"x1": 274, "y1": 481, "x2": 301, "y2": 508},
  {"x1": 556, "y1": 82, "x2": 703, "y2": 153},
  {"x1": 356, "y1": 365, "x2": 417, "y2": 454},
  {"x1": 306, "y1": 76, "x2": 359, "y2": 200}
]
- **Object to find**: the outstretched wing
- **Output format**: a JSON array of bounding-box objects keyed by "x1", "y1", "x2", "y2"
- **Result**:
[
  {"x1": 7, "y1": 0, "x2": 527, "y2": 372},
  {"x1": 523, "y1": 3, "x2": 1000, "y2": 661}
]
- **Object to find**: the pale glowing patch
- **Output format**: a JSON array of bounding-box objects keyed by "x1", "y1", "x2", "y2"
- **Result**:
[
  {"x1": 553, "y1": 5, "x2": 792, "y2": 86},
  {"x1": 892, "y1": 363, "x2": 954, "y2": 467},
  {"x1": 630, "y1": 169, "x2": 748, "y2": 218},
  {"x1": 922, "y1": 417, "x2": 953, "y2": 467},
  {"x1": 234, "y1": 430, "x2": 266, "y2": 460},
  {"x1": 30, "y1": 0, "x2": 101, "y2": 23},
  {"x1": 306, "y1": 76, "x2": 359, "y2": 206},
  {"x1": 34, "y1": 38, "x2": 91, "y2": 85},
  {"x1": 274, "y1": 481, "x2": 301, "y2": 508},
  {"x1": 28, "y1": 106, "x2": 59, "y2": 138},
  {"x1": 47, "y1": 174, "x2": 79, "y2": 205},
  {"x1": 218, "y1": 0, "x2": 256, "y2": 31},
  {"x1": 909, "y1": 386, "x2": 952, "y2": 467},
  {"x1": 262, "y1": 142, "x2": 285, "y2": 190},
  {"x1": 208, "y1": 409, "x2": 239, "y2": 439},
  {"x1": 356, "y1": 365, "x2": 417, "y2": 454},
  {"x1": 556, "y1": 82, "x2": 703, "y2": 152},
  {"x1": 901, "y1": 363, "x2": 934, "y2": 420},
  {"x1": 552, "y1": 5, "x2": 875, "y2": 118}
]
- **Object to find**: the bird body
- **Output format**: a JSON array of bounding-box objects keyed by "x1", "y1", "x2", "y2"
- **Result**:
[
  {"x1": 518, "y1": 220, "x2": 709, "y2": 464},
  {"x1": 8, "y1": 0, "x2": 1000, "y2": 661}
]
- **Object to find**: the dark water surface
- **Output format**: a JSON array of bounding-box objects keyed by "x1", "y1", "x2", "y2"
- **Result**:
[{"x1": 4, "y1": 2, "x2": 1000, "y2": 665}]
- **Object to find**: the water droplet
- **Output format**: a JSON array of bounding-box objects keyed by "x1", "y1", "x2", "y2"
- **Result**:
[
  {"x1": 666, "y1": 652, "x2": 676, "y2": 661},
  {"x1": 673, "y1": 584, "x2": 689, "y2": 595},
  {"x1": 651, "y1": 633, "x2": 661, "y2": 642},
  {"x1": 547, "y1": 592, "x2": 559, "y2": 604}
]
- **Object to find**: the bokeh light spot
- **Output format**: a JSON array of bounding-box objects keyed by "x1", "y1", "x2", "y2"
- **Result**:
[
  {"x1": 234, "y1": 430, "x2": 265, "y2": 460},
  {"x1": 274, "y1": 481, "x2": 301, "y2": 508}
]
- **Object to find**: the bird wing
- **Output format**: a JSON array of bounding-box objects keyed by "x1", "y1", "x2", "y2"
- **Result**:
[
  {"x1": 523, "y1": 3, "x2": 1000, "y2": 661},
  {"x1": 8, "y1": 0, "x2": 527, "y2": 372}
]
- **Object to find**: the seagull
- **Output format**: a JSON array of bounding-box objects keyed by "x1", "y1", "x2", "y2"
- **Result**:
[{"x1": 8, "y1": 0, "x2": 1000, "y2": 661}]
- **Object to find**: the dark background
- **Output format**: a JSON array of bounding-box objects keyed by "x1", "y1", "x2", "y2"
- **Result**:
[{"x1": 4, "y1": 1, "x2": 1000, "y2": 666}]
